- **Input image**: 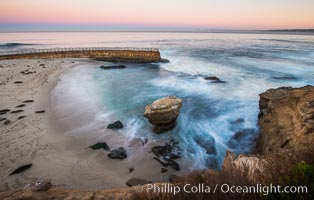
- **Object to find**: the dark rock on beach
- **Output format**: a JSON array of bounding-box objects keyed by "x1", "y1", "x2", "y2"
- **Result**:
[
  {"x1": 13, "y1": 81, "x2": 23, "y2": 84},
  {"x1": 107, "y1": 121, "x2": 124, "y2": 129},
  {"x1": 152, "y1": 140, "x2": 182, "y2": 170},
  {"x1": 15, "y1": 104, "x2": 26, "y2": 108},
  {"x1": 35, "y1": 110, "x2": 46, "y2": 113},
  {"x1": 144, "y1": 96, "x2": 182, "y2": 133},
  {"x1": 161, "y1": 168, "x2": 168, "y2": 173},
  {"x1": 10, "y1": 110, "x2": 24, "y2": 114},
  {"x1": 108, "y1": 147, "x2": 127, "y2": 159},
  {"x1": 126, "y1": 178, "x2": 152, "y2": 186},
  {"x1": 23, "y1": 100, "x2": 34, "y2": 103},
  {"x1": 89, "y1": 142, "x2": 110, "y2": 151},
  {"x1": 152, "y1": 140, "x2": 182, "y2": 160},
  {"x1": 100, "y1": 65, "x2": 127, "y2": 70},
  {"x1": 17, "y1": 116, "x2": 26, "y2": 120},
  {"x1": 9, "y1": 164, "x2": 33, "y2": 175},
  {"x1": 0, "y1": 109, "x2": 10, "y2": 115},
  {"x1": 129, "y1": 168, "x2": 134, "y2": 173}
]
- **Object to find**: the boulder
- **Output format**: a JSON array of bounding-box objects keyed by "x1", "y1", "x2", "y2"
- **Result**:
[
  {"x1": 151, "y1": 140, "x2": 182, "y2": 171},
  {"x1": 108, "y1": 147, "x2": 127, "y2": 159},
  {"x1": 107, "y1": 121, "x2": 124, "y2": 129},
  {"x1": 144, "y1": 96, "x2": 182, "y2": 133}
]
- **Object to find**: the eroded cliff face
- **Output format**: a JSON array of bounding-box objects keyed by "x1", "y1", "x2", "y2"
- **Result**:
[
  {"x1": 257, "y1": 86, "x2": 314, "y2": 154},
  {"x1": 222, "y1": 86, "x2": 314, "y2": 183}
]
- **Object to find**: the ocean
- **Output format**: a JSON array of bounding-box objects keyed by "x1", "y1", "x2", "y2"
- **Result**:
[{"x1": 1, "y1": 32, "x2": 314, "y2": 171}]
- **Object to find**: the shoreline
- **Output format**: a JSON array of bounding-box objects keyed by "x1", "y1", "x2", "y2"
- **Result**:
[
  {"x1": 0, "y1": 58, "x2": 89, "y2": 191},
  {"x1": 0, "y1": 58, "x2": 180, "y2": 192}
]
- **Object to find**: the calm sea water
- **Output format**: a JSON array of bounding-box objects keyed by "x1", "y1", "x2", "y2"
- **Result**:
[{"x1": 1, "y1": 32, "x2": 314, "y2": 170}]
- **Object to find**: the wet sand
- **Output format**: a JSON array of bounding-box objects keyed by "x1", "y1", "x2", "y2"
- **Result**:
[{"x1": 0, "y1": 58, "x2": 180, "y2": 192}]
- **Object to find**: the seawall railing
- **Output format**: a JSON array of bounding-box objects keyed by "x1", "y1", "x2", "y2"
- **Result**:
[
  {"x1": 0, "y1": 47, "x2": 161, "y2": 62},
  {"x1": 0, "y1": 47, "x2": 159, "y2": 56}
]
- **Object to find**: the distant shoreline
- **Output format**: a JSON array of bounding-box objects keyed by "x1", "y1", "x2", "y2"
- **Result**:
[{"x1": 0, "y1": 29, "x2": 314, "y2": 35}]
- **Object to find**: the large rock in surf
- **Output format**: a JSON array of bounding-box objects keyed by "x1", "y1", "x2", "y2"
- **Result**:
[{"x1": 144, "y1": 96, "x2": 182, "y2": 133}]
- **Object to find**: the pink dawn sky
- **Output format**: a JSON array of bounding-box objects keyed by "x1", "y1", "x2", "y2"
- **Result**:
[{"x1": 0, "y1": 0, "x2": 314, "y2": 30}]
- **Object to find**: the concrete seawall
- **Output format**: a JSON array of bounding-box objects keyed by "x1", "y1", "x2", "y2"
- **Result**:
[{"x1": 0, "y1": 48, "x2": 161, "y2": 63}]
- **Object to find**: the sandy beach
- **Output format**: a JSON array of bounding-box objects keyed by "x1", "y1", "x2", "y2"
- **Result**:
[{"x1": 0, "y1": 58, "x2": 181, "y2": 192}]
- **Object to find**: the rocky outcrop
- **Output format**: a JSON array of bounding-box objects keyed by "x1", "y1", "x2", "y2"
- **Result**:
[
  {"x1": 222, "y1": 86, "x2": 314, "y2": 183},
  {"x1": 144, "y1": 96, "x2": 182, "y2": 133},
  {"x1": 257, "y1": 86, "x2": 314, "y2": 155}
]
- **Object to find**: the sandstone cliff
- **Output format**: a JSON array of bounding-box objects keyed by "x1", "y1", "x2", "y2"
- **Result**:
[{"x1": 223, "y1": 86, "x2": 314, "y2": 183}]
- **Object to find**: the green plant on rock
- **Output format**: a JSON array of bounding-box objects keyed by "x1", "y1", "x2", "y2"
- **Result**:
[{"x1": 264, "y1": 161, "x2": 314, "y2": 200}]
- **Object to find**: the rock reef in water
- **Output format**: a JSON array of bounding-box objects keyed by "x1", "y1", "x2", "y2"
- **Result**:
[{"x1": 144, "y1": 96, "x2": 182, "y2": 133}]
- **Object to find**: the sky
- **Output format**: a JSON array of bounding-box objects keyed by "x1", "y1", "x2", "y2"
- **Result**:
[{"x1": 0, "y1": 0, "x2": 314, "y2": 31}]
